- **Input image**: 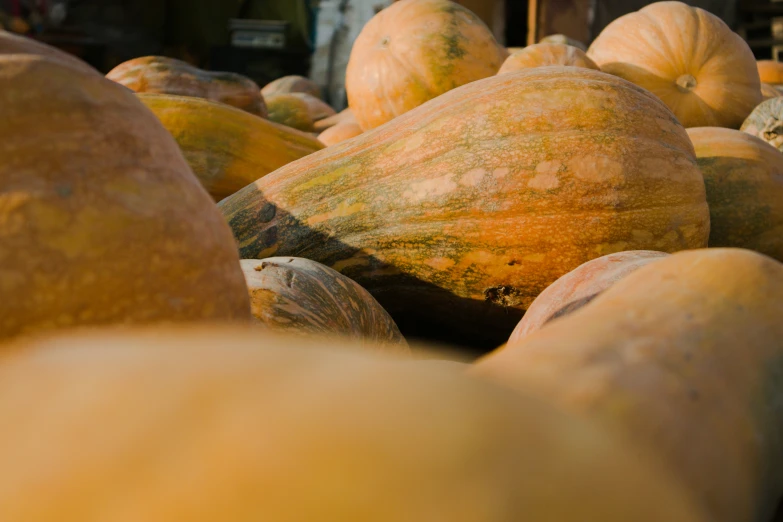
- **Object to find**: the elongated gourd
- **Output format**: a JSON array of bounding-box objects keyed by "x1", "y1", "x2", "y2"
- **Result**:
[{"x1": 473, "y1": 248, "x2": 783, "y2": 522}]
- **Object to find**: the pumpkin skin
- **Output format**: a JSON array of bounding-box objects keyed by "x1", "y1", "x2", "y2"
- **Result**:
[
  {"x1": 687, "y1": 127, "x2": 783, "y2": 261},
  {"x1": 265, "y1": 93, "x2": 316, "y2": 132},
  {"x1": 314, "y1": 107, "x2": 356, "y2": 132},
  {"x1": 346, "y1": 0, "x2": 508, "y2": 130},
  {"x1": 289, "y1": 92, "x2": 337, "y2": 121},
  {"x1": 0, "y1": 326, "x2": 709, "y2": 522},
  {"x1": 106, "y1": 56, "x2": 266, "y2": 117},
  {"x1": 473, "y1": 248, "x2": 783, "y2": 522},
  {"x1": 540, "y1": 34, "x2": 587, "y2": 51},
  {"x1": 241, "y1": 258, "x2": 407, "y2": 349},
  {"x1": 319, "y1": 121, "x2": 364, "y2": 146},
  {"x1": 0, "y1": 55, "x2": 250, "y2": 340},
  {"x1": 262, "y1": 74, "x2": 322, "y2": 99},
  {"x1": 762, "y1": 83, "x2": 783, "y2": 101},
  {"x1": 498, "y1": 43, "x2": 600, "y2": 74},
  {"x1": 758, "y1": 60, "x2": 783, "y2": 86},
  {"x1": 220, "y1": 68, "x2": 710, "y2": 348},
  {"x1": 740, "y1": 97, "x2": 783, "y2": 152},
  {"x1": 138, "y1": 94, "x2": 323, "y2": 202},
  {"x1": 587, "y1": 1, "x2": 762, "y2": 129},
  {"x1": 0, "y1": 29, "x2": 98, "y2": 74},
  {"x1": 509, "y1": 250, "x2": 669, "y2": 342}
]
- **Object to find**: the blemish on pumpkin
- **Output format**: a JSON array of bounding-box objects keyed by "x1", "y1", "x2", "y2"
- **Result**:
[
  {"x1": 459, "y1": 168, "x2": 486, "y2": 187},
  {"x1": 425, "y1": 257, "x2": 456, "y2": 270},
  {"x1": 484, "y1": 286, "x2": 524, "y2": 307},
  {"x1": 404, "y1": 173, "x2": 458, "y2": 202},
  {"x1": 569, "y1": 155, "x2": 624, "y2": 184},
  {"x1": 493, "y1": 167, "x2": 510, "y2": 179},
  {"x1": 307, "y1": 201, "x2": 366, "y2": 226},
  {"x1": 331, "y1": 256, "x2": 370, "y2": 272},
  {"x1": 528, "y1": 161, "x2": 560, "y2": 190},
  {"x1": 295, "y1": 164, "x2": 360, "y2": 192}
]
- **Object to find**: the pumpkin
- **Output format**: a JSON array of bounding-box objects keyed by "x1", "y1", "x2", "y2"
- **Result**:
[
  {"x1": 106, "y1": 56, "x2": 266, "y2": 117},
  {"x1": 762, "y1": 83, "x2": 783, "y2": 101},
  {"x1": 498, "y1": 43, "x2": 600, "y2": 74},
  {"x1": 473, "y1": 248, "x2": 783, "y2": 522},
  {"x1": 138, "y1": 94, "x2": 323, "y2": 202},
  {"x1": 687, "y1": 127, "x2": 783, "y2": 261},
  {"x1": 0, "y1": 326, "x2": 708, "y2": 522},
  {"x1": 346, "y1": 0, "x2": 508, "y2": 130},
  {"x1": 241, "y1": 258, "x2": 407, "y2": 349},
  {"x1": 0, "y1": 55, "x2": 250, "y2": 341},
  {"x1": 509, "y1": 251, "x2": 669, "y2": 343},
  {"x1": 289, "y1": 92, "x2": 337, "y2": 121},
  {"x1": 314, "y1": 107, "x2": 357, "y2": 132},
  {"x1": 758, "y1": 60, "x2": 783, "y2": 86},
  {"x1": 741, "y1": 97, "x2": 783, "y2": 152},
  {"x1": 220, "y1": 68, "x2": 710, "y2": 348},
  {"x1": 265, "y1": 93, "x2": 317, "y2": 132},
  {"x1": 318, "y1": 121, "x2": 364, "y2": 146},
  {"x1": 506, "y1": 46, "x2": 525, "y2": 54},
  {"x1": 540, "y1": 34, "x2": 587, "y2": 51},
  {"x1": 587, "y1": 1, "x2": 762, "y2": 129},
  {"x1": 261, "y1": 74, "x2": 322, "y2": 99},
  {"x1": 0, "y1": 29, "x2": 98, "y2": 74}
]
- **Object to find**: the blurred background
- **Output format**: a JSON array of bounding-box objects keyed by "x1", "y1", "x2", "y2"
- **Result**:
[{"x1": 0, "y1": 0, "x2": 768, "y2": 110}]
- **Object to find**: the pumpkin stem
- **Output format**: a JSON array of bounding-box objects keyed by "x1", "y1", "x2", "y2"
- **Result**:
[
  {"x1": 675, "y1": 74, "x2": 698, "y2": 93},
  {"x1": 761, "y1": 117, "x2": 783, "y2": 140}
]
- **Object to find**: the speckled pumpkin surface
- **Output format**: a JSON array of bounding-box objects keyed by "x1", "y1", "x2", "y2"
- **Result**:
[
  {"x1": 106, "y1": 56, "x2": 266, "y2": 117},
  {"x1": 509, "y1": 250, "x2": 669, "y2": 343},
  {"x1": 762, "y1": 83, "x2": 783, "y2": 101},
  {"x1": 346, "y1": 0, "x2": 508, "y2": 130},
  {"x1": 688, "y1": 127, "x2": 783, "y2": 261},
  {"x1": 0, "y1": 326, "x2": 708, "y2": 522},
  {"x1": 138, "y1": 94, "x2": 323, "y2": 202},
  {"x1": 265, "y1": 93, "x2": 316, "y2": 132},
  {"x1": 758, "y1": 60, "x2": 783, "y2": 86},
  {"x1": 0, "y1": 55, "x2": 250, "y2": 340},
  {"x1": 499, "y1": 43, "x2": 599, "y2": 74},
  {"x1": 241, "y1": 258, "x2": 407, "y2": 349},
  {"x1": 0, "y1": 29, "x2": 98, "y2": 74},
  {"x1": 741, "y1": 97, "x2": 783, "y2": 152},
  {"x1": 262, "y1": 75, "x2": 322, "y2": 99},
  {"x1": 473, "y1": 248, "x2": 783, "y2": 522},
  {"x1": 319, "y1": 121, "x2": 363, "y2": 146},
  {"x1": 588, "y1": 1, "x2": 762, "y2": 128},
  {"x1": 540, "y1": 34, "x2": 587, "y2": 51},
  {"x1": 220, "y1": 68, "x2": 709, "y2": 348}
]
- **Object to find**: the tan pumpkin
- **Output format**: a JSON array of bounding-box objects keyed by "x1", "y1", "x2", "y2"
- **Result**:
[
  {"x1": 346, "y1": 0, "x2": 508, "y2": 130},
  {"x1": 762, "y1": 83, "x2": 783, "y2": 101},
  {"x1": 0, "y1": 55, "x2": 250, "y2": 341},
  {"x1": 741, "y1": 97, "x2": 783, "y2": 152},
  {"x1": 106, "y1": 56, "x2": 266, "y2": 117},
  {"x1": 473, "y1": 247, "x2": 783, "y2": 522},
  {"x1": 0, "y1": 326, "x2": 708, "y2": 522},
  {"x1": 687, "y1": 127, "x2": 783, "y2": 261},
  {"x1": 138, "y1": 94, "x2": 323, "y2": 202},
  {"x1": 289, "y1": 92, "x2": 337, "y2": 121},
  {"x1": 498, "y1": 43, "x2": 600, "y2": 74},
  {"x1": 0, "y1": 29, "x2": 97, "y2": 74},
  {"x1": 261, "y1": 74, "x2": 322, "y2": 99},
  {"x1": 220, "y1": 68, "x2": 710, "y2": 348},
  {"x1": 318, "y1": 121, "x2": 364, "y2": 146},
  {"x1": 265, "y1": 93, "x2": 316, "y2": 132},
  {"x1": 241, "y1": 258, "x2": 407, "y2": 349},
  {"x1": 540, "y1": 34, "x2": 587, "y2": 51},
  {"x1": 587, "y1": 1, "x2": 762, "y2": 128},
  {"x1": 509, "y1": 251, "x2": 670, "y2": 342},
  {"x1": 758, "y1": 60, "x2": 783, "y2": 86}
]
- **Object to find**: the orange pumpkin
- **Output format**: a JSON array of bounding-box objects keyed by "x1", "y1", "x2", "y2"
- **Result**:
[
  {"x1": 265, "y1": 93, "x2": 316, "y2": 132},
  {"x1": 346, "y1": 0, "x2": 508, "y2": 130},
  {"x1": 318, "y1": 121, "x2": 363, "y2": 146},
  {"x1": 314, "y1": 108, "x2": 357, "y2": 132},
  {"x1": 587, "y1": 1, "x2": 762, "y2": 128},
  {"x1": 498, "y1": 43, "x2": 600, "y2": 75},
  {"x1": 289, "y1": 92, "x2": 336, "y2": 121},
  {"x1": 0, "y1": 29, "x2": 97, "y2": 74},
  {"x1": 106, "y1": 56, "x2": 266, "y2": 117},
  {"x1": 261, "y1": 75, "x2": 322, "y2": 99},
  {"x1": 540, "y1": 34, "x2": 587, "y2": 51},
  {"x1": 758, "y1": 60, "x2": 783, "y2": 86},
  {"x1": 687, "y1": 127, "x2": 783, "y2": 261},
  {"x1": 509, "y1": 251, "x2": 669, "y2": 343},
  {"x1": 762, "y1": 83, "x2": 783, "y2": 101}
]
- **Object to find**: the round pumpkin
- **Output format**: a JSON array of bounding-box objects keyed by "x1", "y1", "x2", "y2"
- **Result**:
[
  {"x1": 509, "y1": 251, "x2": 670, "y2": 343},
  {"x1": 241, "y1": 258, "x2": 407, "y2": 349},
  {"x1": 0, "y1": 54, "x2": 250, "y2": 341},
  {"x1": 106, "y1": 56, "x2": 266, "y2": 117},
  {"x1": 587, "y1": 1, "x2": 762, "y2": 129},
  {"x1": 758, "y1": 60, "x2": 783, "y2": 86},
  {"x1": 540, "y1": 33, "x2": 587, "y2": 51},
  {"x1": 687, "y1": 127, "x2": 783, "y2": 261},
  {"x1": 0, "y1": 29, "x2": 98, "y2": 74},
  {"x1": 318, "y1": 121, "x2": 363, "y2": 146},
  {"x1": 740, "y1": 97, "x2": 783, "y2": 152},
  {"x1": 346, "y1": 0, "x2": 508, "y2": 130},
  {"x1": 762, "y1": 83, "x2": 783, "y2": 101},
  {"x1": 265, "y1": 93, "x2": 316, "y2": 132},
  {"x1": 261, "y1": 74, "x2": 322, "y2": 99},
  {"x1": 498, "y1": 43, "x2": 599, "y2": 74},
  {"x1": 0, "y1": 326, "x2": 708, "y2": 522},
  {"x1": 138, "y1": 94, "x2": 323, "y2": 201}
]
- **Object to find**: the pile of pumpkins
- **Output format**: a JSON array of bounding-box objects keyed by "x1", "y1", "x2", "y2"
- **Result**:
[{"x1": 0, "y1": 0, "x2": 782, "y2": 520}]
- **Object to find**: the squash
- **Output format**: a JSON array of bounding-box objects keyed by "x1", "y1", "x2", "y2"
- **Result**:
[
  {"x1": 137, "y1": 94, "x2": 323, "y2": 202},
  {"x1": 498, "y1": 43, "x2": 600, "y2": 74},
  {"x1": 741, "y1": 97, "x2": 783, "y2": 152},
  {"x1": 314, "y1": 107, "x2": 356, "y2": 132},
  {"x1": 265, "y1": 93, "x2": 316, "y2": 132},
  {"x1": 506, "y1": 46, "x2": 525, "y2": 54},
  {"x1": 262, "y1": 74, "x2": 322, "y2": 99},
  {"x1": 241, "y1": 258, "x2": 407, "y2": 349},
  {"x1": 758, "y1": 60, "x2": 783, "y2": 86},
  {"x1": 220, "y1": 68, "x2": 710, "y2": 348},
  {"x1": 0, "y1": 55, "x2": 250, "y2": 341},
  {"x1": 318, "y1": 121, "x2": 364, "y2": 146},
  {"x1": 687, "y1": 127, "x2": 783, "y2": 261},
  {"x1": 289, "y1": 92, "x2": 337, "y2": 121},
  {"x1": 0, "y1": 29, "x2": 98, "y2": 74},
  {"x1": 509, "y1": 251, "x2": 669, "y2": 343},
  {"x1": 473, "y1": 248, "x2": 783, "y2": 522},
  {"x1": 106, "y1": 56, "x2": 266, "y2": 117},
  {"x1": 346, "y1": 0, "x2": 508, "y2": 130},
  {"x1": 762, "y1": 83, "x2": 783, "y2": 101},
  {"x1": 587, "y1": 1, "x2": 762, "y2": 129},
  {"x1": 0, "y1": 326, "x2": 709, "y2": 522},
  {"x1": 540, "y1": 34, "x2": 587, "y2": 51}
]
